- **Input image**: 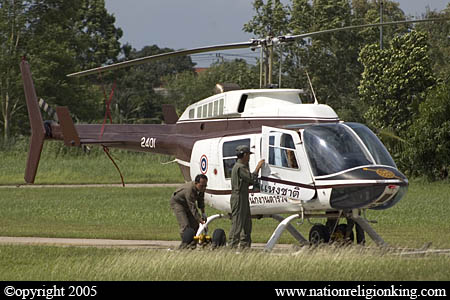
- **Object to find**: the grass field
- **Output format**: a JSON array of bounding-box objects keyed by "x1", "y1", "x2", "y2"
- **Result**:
[
  {"x1": 1, "y1": 182, "x2": 450, "y2": 247},
  {"x1": 1, "y1": 148, "x2": 449, "y2": 281},
  {"x1": 0, "y1": 146, "x2": 183, "y2": 185},
  {"x1": 0, "y1": 180, "x2": 450, "y2": 280},
  {"x1": 1, "y1": 245, "x2": 449, "y2": 281}
]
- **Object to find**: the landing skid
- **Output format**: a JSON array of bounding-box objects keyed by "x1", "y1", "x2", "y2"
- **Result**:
[
  {"x1": 196, "y1": 213, "x2": 309, "y2": 249},
  {"x1": 195, "y1": 210, "x2": 386, "y2": 251},
  {"x1": 265, "y1": 209, "x2": 387, "y2": 251}
]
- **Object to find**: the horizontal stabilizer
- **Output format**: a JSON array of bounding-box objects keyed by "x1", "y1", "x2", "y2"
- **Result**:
[{"x1": 56, "y1": 106, "x2": 80, "y2": 147}]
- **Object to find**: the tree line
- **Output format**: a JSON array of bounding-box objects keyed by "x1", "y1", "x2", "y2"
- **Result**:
[{"x1": 1, "y1": 0, "x2": 449, "y2": 180}]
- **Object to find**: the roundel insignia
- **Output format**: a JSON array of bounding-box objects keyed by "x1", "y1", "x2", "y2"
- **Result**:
[{"x1": 200, "y1": 155, "x2": 208, "y2": 174}]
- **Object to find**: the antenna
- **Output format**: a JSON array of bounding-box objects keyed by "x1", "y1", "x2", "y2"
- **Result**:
[
  {"x1": 305, "y1": 71, "x2": 318, "y2": 104},
  {"x1": 380, "y1": 0, "x2": 384, "y2": 50}
]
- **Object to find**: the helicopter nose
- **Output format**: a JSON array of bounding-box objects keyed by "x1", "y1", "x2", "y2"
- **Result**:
[
  {"x1": 329, "y1": 184, "x2": 389, "y2": 209},
  {"x1": 319, "y1": 166, "x2": 408, "y2": 210}
]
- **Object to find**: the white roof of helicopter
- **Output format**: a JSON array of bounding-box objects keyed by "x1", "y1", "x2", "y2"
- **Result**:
[{"x1": 178, "y1": 88, "x2": 339, "y2": 122}]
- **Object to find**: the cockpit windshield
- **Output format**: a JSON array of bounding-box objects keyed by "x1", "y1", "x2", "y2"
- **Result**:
[
  {"x1": 303, "y1": 124, "x2": 374, "y2": 177},
  {"x1": 345, "y1": 123, "x2": 397, "y2": 168}
]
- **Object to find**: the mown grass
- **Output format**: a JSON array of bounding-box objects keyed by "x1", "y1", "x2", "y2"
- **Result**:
[
  {"x1": 0, "y1": 245, "x2": 449, "y2": 281},
  {"x1": 0, "y1": 145, "x2": 183, "y2": 184},
  {"x1": 0, "y1": 183, "x2": 449, "y2": 281},
  {"x1": 1, "y1": 181, "x2": 450, "y2": 248},
  {"x1": 1, "y1": 147, "x2": 449, "y2": 281}
]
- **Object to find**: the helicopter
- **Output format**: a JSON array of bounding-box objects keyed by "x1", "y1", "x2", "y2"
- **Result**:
[{"x1": 20, "y1": 17, "x2": 446, "y2": 251}]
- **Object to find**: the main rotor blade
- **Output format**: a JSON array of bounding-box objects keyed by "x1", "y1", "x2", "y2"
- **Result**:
[
  {"x1": 280, "y1": 17, "x2": 450, "y2": 43},
  {"x1": 67, "y1": 41, "x2": 257, "y2": 78}
]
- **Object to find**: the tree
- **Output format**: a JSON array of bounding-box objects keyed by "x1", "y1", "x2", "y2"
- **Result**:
[
  {"x1": 359, "y1": 31, "x2": 436, "y2": 135},
  {"x1": 25, "y1": 0, "x2": 123, "y2": 123},
  {"x1": 406, "y1": 82, "x2": 450, "y2": 180},
  {"x1": 111, "y1": 45, "x2": 195, "y2": 123},
  {"x1": 244, "y1": 0, "x2": 408, "y2": 122},
  {"x1": 415, "y1": 5, "x2": 450, "y2": 81},
  {"x1": 0, "y1": 0, "x2": 29, "y2": 143},
  {"x1": 243, "y1": 0, "x2": 290, "y2": 87},
  {"x1": 0, "y1": 0, "x2": 124, "y2": 143},
  {"x1": 164, "y1": 60, "x2": 259, "y2": 113}
]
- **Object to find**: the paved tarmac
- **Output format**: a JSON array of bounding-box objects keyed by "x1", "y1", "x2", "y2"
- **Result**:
[
  {"x1": 0, "y1": 236, "x2": 179, "y2": 249},
  {"x1": 0, "y1": 236, "x2": 296, "y2": 251},
  {"x1": 0, "y1": 183, "x2": 296, "y2": 251}
]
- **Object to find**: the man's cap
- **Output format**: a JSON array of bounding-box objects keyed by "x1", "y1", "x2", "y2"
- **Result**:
[{"x1": 236, "y1": 145, "x2": 253, "y2": 155}]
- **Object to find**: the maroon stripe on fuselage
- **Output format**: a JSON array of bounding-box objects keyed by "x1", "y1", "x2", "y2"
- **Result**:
[
  {"x1": 174, "y1": 117, "x2": 339, "y2": 161},
  {"x1": 206, "y1": 188, "x2": 260, "y2": 195},
  {"x1": 259, "y1": 176, "x2": 316, "y2": 190}
]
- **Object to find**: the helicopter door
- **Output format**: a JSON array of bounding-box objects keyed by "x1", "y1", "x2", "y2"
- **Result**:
[{"x1": 261, "y1": 126, "x2": 315, "y2": 202}]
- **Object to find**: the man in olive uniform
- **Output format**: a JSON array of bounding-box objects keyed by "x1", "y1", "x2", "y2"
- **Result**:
[
  {"x1": 228, "y1": 145, "x2": 265, "y2": 249},
  {"x1": 170, "y1": 174, "x2": 208, "y2": 248}
]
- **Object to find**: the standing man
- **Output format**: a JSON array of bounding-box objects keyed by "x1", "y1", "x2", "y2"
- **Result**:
[
  {"x1": 170, "y1": 174, "x2": 208, "y2": 248},
  {"x1": 228, "y1": 145, "x2": 265, "y2": 249}
]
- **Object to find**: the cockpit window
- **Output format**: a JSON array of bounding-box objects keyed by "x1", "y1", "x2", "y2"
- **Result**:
[
  {"x1": 303, "y1": 124, "x2": 373, "y2": 176},
  {"x1": 268, "y1": 132, "x2": 299, "y2": 169},
  {"x1": 345, "y1": 123, "x2": 397, "y2": 168}
]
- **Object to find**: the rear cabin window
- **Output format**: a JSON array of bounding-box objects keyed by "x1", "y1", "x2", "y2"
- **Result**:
[
  {"x1": 222, "y1": 138, "x2": 250, "y2": 179},
  {"x1": 192, "y1": 98, "x2": 224, "y2": 120},
  {"x1": 219, "y1": 98, "x2": 224, "y2": 115},
  {"x1": 202, "y1": 104, "x2": 208, "y2": 118},
  {"x1": 213, "y1": 100, "x2": 219, "y2": 116},
  {"x1": 208, "y1": 102, "x2": 213, "y2": 117}
]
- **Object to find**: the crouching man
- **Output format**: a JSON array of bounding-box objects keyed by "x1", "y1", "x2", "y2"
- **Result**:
[{"x1": 170, "y1": 174, "x2": 208, "y2": 249}]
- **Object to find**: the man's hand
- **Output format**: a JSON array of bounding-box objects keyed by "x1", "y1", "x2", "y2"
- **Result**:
[
  {"x1": 202, "y1": 213, "x2": 208, "y2": 223},
  {"x1": 255, "y1": 159, "x2": 265, "y2": 173}
]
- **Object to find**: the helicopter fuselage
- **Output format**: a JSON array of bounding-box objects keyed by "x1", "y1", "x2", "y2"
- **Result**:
[{"x1": 44, "y1": 88, "x2": 408, "y2": 216}]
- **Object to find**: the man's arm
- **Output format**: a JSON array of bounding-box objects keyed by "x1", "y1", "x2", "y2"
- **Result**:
[{"x1": 185, "y1": 190, "x2": 205, "y2": 224}]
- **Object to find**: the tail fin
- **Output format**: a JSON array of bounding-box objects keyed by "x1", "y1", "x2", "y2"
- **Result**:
[{"x1": 20, "y1": 59, "x2": 46, "y2": 184}]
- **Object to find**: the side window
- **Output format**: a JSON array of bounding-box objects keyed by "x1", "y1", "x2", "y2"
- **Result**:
[
  {"x1": 202, "y1": 104, "x2": 208, "y2": 118},
  {"x1": 268, "y1": 132, "x2": 299, "y2": 169},
  {"x1": 222, "y1": 138, "x2": 250, "y2": 179},
  {"x1": 219, "y1": 98, "x2": 224, "y2": 115},
  {"x1": 208, "y1": 102, "x2": 213, "y2": 117},
  {"x1": 213, "y1": 100, "x2": 219, "y2": 116}
]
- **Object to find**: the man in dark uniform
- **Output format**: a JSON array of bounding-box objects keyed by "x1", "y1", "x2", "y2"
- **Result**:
[
  {"x1": 228, "y1": 145, "x2": 265, "y2": 249},
  {"x1": 170, "y1": 174, "x2": 208, "y2": 248}
]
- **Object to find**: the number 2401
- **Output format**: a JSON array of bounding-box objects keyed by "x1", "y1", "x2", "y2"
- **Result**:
[{"x1": 140, "y1": 137, "x2": 156, "y2": 148}]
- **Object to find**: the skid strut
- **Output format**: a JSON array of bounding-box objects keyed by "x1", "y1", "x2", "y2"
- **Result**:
[
  {"x1": 264, "y1": 214, "x2": 311, "y2": 251},
  {"x1": 196, "y1": 214, "x2": 227, "y2": 237},
  {"x1": 350, "y1": 209, "x2": 387, "y2": 247}
]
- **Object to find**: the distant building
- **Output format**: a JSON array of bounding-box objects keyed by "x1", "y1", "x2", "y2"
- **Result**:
[{"x1": 194, "y1": 67, "x2": 209, "y2": 74}]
